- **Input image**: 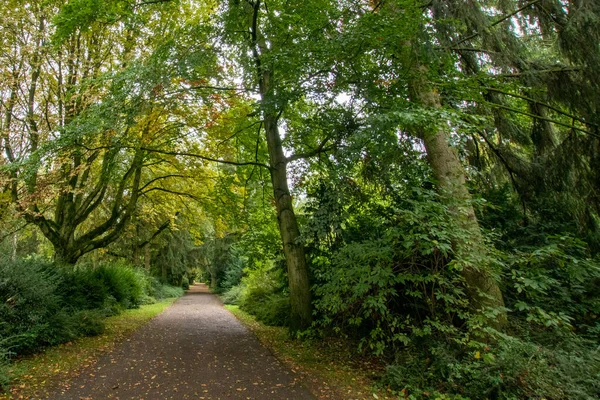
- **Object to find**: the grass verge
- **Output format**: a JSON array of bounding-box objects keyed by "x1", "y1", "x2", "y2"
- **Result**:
[
  {"x1": 225, "y1": 305, "x2": 395, "y2": 400},
  {"x1": 2, "y1": 298, "x2": 178, "y2": 400}
]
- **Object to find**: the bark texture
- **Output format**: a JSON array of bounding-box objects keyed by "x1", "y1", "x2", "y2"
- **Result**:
[{"x1": 416, "y1": 82, "x2": 507, "y2": 328}]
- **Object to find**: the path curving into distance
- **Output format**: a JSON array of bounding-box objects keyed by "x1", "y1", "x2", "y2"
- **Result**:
[{"x1": 46, "y1": 284, "x2": 314, "y2": 400}]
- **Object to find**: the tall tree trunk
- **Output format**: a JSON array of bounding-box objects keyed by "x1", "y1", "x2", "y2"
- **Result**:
[
  {"x1": 11, "y1": 233, "x2": 17, "y2": 261},
  {"x1": 144, "y1": 245, "x2": 151, "y2": 271},
  {"x1": 133, "y1": 245, "x2": 141, "y2": 267},
  {"x1": 264, "y1": 109, "x2": 313, "y2": 332},
  {"x1": 133, "y1": 221, "x2": 141, "y2": 266},
  {"x1": 249, "y1": 0, "x2": 312, "y2": 331},
  {"x1": 414, "y1": 75, "x2": 507, "y2": 328}
]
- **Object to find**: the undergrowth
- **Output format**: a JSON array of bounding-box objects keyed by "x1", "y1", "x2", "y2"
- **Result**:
[
  {"x1": 0, "y1": 257, "x2": 183, "y2": 390},
  {"x1": 2, "y1": 299, "x2": 176, "y2": 399}
]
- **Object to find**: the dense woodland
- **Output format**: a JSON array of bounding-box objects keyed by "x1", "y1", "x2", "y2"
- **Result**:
[{"x1": 1, "y1": 0, "x2": 600, "y2": 398}]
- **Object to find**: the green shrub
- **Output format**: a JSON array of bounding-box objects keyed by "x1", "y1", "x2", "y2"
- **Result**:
[
  {"x1": 94, "y1": 263, "x2": 145, "y2": 309},
  {"x1": 0, "y1": 258, "x2": 159, "y2": 359},
  {"x1": 157, "y1": 284, "x2": 184, "y2": 298},
  {"x1": 383, "y1": 335, "x2": 600, "y2": 399},
  {"x1": 58, "y1": 262, "x2": 147, "y2": 311},
  {"x1": 503, "y1": 235, "x2": 600, "y2": 339},
  {"x1": 145, "y1": 276, "x2": 184, "y2": 299},
  {"x1": 0, "y1": 257, "x2": 64, "y2": 354},
  {"x1": 238, "y1": 262, "x2": 290, "y2": 326},
  {"x1": 58, "y1": 267, "x2": 109, "y2": 310},
  {"x1": 0, "y1": 341, "x2": 11, "y2": 389},
  {"x1": 247, "y1": 293, "x2": 290, "y2": 326},
  {"x1": 181, "y1": 275, "x2": 190, "y2": 290},
  {"x1": 0, "y1": 256, "x2": 184, "y2": 381},
  {"x1": 221, "y1": 284, "x2": 243, "y2": 305},
  {"x1": 311, "y1": 193, "x2": 473, "y2": 354},
  {"x1": 138, "y1": 294, "x2": 157, "y2": 305},
  {"x1": 64, "y1": 310, "x2": 106, "y2": 338}
]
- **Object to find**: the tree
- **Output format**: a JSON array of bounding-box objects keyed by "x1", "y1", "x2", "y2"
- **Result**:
[
  {"x1": 319, "y1": 0, "x2": 508, "y2": 325},
  {"x1": 219, "y1": 0, "x2": 344, "y2": 330},
  {"x1": 0, "y1": 0, "x2": 217, "y2": 263}
]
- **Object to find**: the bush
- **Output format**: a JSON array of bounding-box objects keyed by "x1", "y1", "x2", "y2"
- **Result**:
[
  {"x1": 221, "y1": 284, "x2": 243, "y2": 305},
  {"x1": 0, "y1": 258, "x2": 181, "y2": 358},
  {"x1": 0, "y1": 343, "x2": 11, "y2": 389},
  {"x1": 63, "y1": 310, "x2": 105, "y2": 338},
  {"x1": 502, "y1": 235, "x2": 600, "y2": 339},
  {"x1": 58, "y1": 267, "x2": 109, "y2": 310},
  {"x1": 145, "y1": 276, "x2": 184, "y2": 299},
  {"x1": 0, "y1": 256, "x2": 184, "y2": 390},
  {"x1": 58, "y1": 262, "x2": 148, "y2": 311},
  {"x1": 311, "y1": 193, "x2": 473, "y2": 355},
  {"x1": 93, "y1": 263, "x2": 145, "y2": 309},
  {"x1": 246, "y1": 293, "x2": 290, "y2": 326},
  {"x1": 0, "y1": 257, "x2": 65, "y2": 354},
  {"x1": 238, "y1": 262, "x2": 290, "y2": 326},
  {"x1": 181, "y1": 275, "x2": 190, "y2": 290},
  {"x1": 383, "y1": 335, "x2": 600, "y2": 399}
]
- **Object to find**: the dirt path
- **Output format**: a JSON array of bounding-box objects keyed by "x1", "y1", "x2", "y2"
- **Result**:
[{"x1": 46, "y1": 284, "x2": 315, "y2": 399}]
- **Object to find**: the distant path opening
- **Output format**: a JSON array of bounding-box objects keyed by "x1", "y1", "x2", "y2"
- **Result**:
[{"x1": 47, "y1": 284, "x2": 314, "y2": 399}]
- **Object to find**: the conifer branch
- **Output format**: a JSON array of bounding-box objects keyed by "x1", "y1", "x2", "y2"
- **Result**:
[
  {"x1": 480, "y1": 101, "x2": 599, "y2": 137},
  {"x1": 453, "y1": 0, "x2": 543, "y2": 47},
  {"x1": 483, "y1": 87, "x2": 598, "y2": 129}
]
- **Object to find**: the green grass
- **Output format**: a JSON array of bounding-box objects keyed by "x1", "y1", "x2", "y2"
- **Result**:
[
  {"x1": 1, "y1": 299, "x2": 177, "y2": 400},
  {"x1": 225, "y1": 305, "x2": 395, "y2": 400}
]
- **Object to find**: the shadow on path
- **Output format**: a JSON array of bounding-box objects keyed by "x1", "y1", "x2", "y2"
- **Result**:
[{"x1": 46, "y1": 284, "x2": 314, "y2": 400}]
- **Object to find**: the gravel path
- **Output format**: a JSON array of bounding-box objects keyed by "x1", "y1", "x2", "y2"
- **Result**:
[{"x1": 47, "y1": 284, "x2": 315, "y2": 399}]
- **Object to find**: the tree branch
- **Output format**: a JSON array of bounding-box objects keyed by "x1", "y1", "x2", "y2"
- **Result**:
[
  {"x1": 480, "y1": 100, "x2": 598, "y2": 137},
  {"x1": 140, "y1": 187, "x2": 205, "y2": 201},
  {"x1": 286, "y1": 141, "x2": 335, "y2": 163},
  {"x1": 138, "y1": 174, "x2": 192, "y2": 192},
  {"x1": 452, "y1": 0, "x2": 543, "y2": 47},
  {"x1": 140, "y1": 147, "x2": 272, "y2": 170},
  {"x1": 137, "y1": 213, "x2": 179, "y2": 249},
  {"x1": 483, "y1": 86, "x2": 598, "y2": 129}
]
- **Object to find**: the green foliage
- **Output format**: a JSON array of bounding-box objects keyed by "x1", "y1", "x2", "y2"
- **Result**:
[
  {"x1": 0, "y1": 346, "x2": 10, "y2": 389},
  {"x1": 221, "y1": 284, "x2": 243, "y2": 305},
  {"x1": 181, "y1": 276, "x2": 190, "y2": 290},
  {"x1": 61, "y1": 262, "x2": 146, "y2": 311},
  {"x1": 0, "y1": 257, "x2": 64, "y2": 355},
  {"x1": 0, "y1": 256, "x2": 182, "y2": 386},
  {"x1": 94, "y1": 263, "x2": 145, "y2": 309},
  {"x1": 145, "y1": 276, "x2": 185, "y2": 300},
  {"x1": 310, "y1": 187, "x2": 473, "y2": 354},
  {"x1": 302, "y1": 130, "x2": 600, "y2": 397},
  {"x1": 384, "y1": 335, "x2": 600, "y2": 399},
  {"x1": 52, "y1": 0, "x2": 132, "y2": 43},
  {"x1": 233, "y1": 261, "x2": 291, "y2": 327},
  {"x1": 58, "y1": 268, "x2": 110, "y2": 310},
  {"x1": 502, "y1": 235, "x2": 600, "y2": 339}
]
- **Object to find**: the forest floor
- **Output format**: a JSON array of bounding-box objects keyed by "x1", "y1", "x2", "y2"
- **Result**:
[{"x1": 41, "y1": 284, "x2": 314, "y2": 399}]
